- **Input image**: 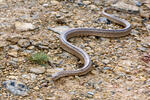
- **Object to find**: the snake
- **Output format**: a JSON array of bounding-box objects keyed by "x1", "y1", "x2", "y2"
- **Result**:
[{"x1": 51, "y1": 8, "x2": 132, "y2": 80}]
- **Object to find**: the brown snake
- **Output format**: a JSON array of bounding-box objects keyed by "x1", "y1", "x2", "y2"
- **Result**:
[{"x1": 51, "y1": 8, "x2": 132, "y2": 80}]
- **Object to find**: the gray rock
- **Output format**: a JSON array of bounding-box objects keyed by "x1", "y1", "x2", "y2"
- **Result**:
[
  {"x1": 94, "y1": 0, "x2": 101, "y2": 5},
  {"x1": 130, "y1": 30, "x2": 139, "y2": 36},
  {"x1": 32, "y1": 13, "x2": 39, "y2": 19},
  {"x1": 15, "y1": 22, "x2": 36, "y2": 31},
  {"x1": 0, "y1": 41, "x2": 7, "y2": 48},
  {"x1": 2, "y1": 80, "x2": 28, "y2": 96},
  {"x1": 8, "y1": 60, "x2": 18, "y2": 68},
  {"x1": 48, "y1": 26, "x2": 70, "y2": 34},
  {"x1": 18, "y1": 39, "x2": 30, "y2": 48},
  {"x1": 23, "y1": 50, "x2": 33, "y2": 54},
  {"x1": 68, "y1": 0, "x2": 74, "y2": 3},
  {"x1": 146, "y1": 78, "x2": 150, "y2": 85},
  {"x1": 9, "y1": 45, "x2": 20, "y2": 51},
  {"x1": 8, "y1": 50, "x2": 18, "y2": 57},
  {"x1": 69, "y1": 91, "x2": 76, "y2": 95},
  {"x1": 48, "y1": 43, "x2": 58, "y2": 49},
  {"x1": 112, "y1": 1, "x2": 139, "y2": 13},
  {"x1": 6, "y1": 34, "x2": 22, "y2": 44},
  {"x1": 19, "y1": 15, "x2": 30, "y2": 20},
  {"x1": 102, "y1": 59, "x2": 110, "y2": 64},
  {"x1": 30, "y1": 67, "x2": 45, "y2": 74},
  {"x1": 0, "y1": 32, "x2": 4, "y2": 35},
  {"x1": 89, "y1": 5, "x2": 98, "y2": 10},
  {"x1": 138, "y1": 47, "x2": 146, "y2": 52}
]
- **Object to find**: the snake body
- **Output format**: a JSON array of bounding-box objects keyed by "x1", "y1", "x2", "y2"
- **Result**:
[{"x1": 52, "y1": 8, "x2": 131, "y2": 80}]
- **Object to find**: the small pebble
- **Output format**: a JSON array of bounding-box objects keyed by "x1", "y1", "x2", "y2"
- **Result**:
[
  {"x1": 140, "y1": 9, "x2": 150, "y2": 19},
  {"x1": 77, "y1": 2, "x2": 84, "y2": 6},
  {"x1": 8, "y1": 60, "x2": 18, "y2": 68},
  {"x1": 83, "y1": 1, "x2": 91, "y2": 5},
  {"x1": 111, "y1": 91, "x2": 115, "y2": 95},
  {"x1": 89, "y1": 5, "x2": 97, "y2": 10},
  {"x1": 130, "y1": 30, "x2": 139, "y2": 36},
  {"x1": 102, "y1": 59, "x2": 110, "y2": 64},
  {"x1": 9, "y1": 45, "x2": 20, "y2": 51},
  {"x1": 87, "y1": 91, "x2": 94, "y2": 98},
  {"x1": 38, "y1": 45, "x2": 49, "y2": 50},
  {"x1": 97, "y1": 17, "x2": 110, "y2": 24},
  {"x1": 104, "y1": 67, "x2": 111, "y2": 70},
  {"x1": 6, "y1": 34, "x2": 21, "y2": 44},
  {"x1": 94, "y1": 0, "x2": 101, "y2": 5},
  {"x1": 18, "y1": 39, "x2": 30, "y2": 48},
  {"x1": 133, "y1": 0, "x2": 142, "y2": 7},
  {"x1": 146, "y1": 24, "x2": 150, "y2": 32},
  {"x1": 27, "y1": 46, "x2": 35, "y2": 50},
  {"x1": 34, "y1": 86, "x2": 39, "y2": 90},
  {"x1": 0, "y1": 41, "x2": 7, "y2": 48},
  {"x1": 42, "y1": 3, "x2": 49, "y2": 7},
  {"x1": 51, "y1": 0, "x2": 60, "y2": 5},
  {"x1": 138, "y1": 47, "x2": 146, "y2": 52},
  {"x1": 8, "y1": 50, "x2": 18, "y2": 57},
  {"x1": 22, "y1": 74, "x2": 36, "y2": 80}
]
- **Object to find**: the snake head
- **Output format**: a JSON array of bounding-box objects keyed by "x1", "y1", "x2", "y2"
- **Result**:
[
  {"x1": 51, "y1": 72, "x2": 60, "y2": 81},
  {"x1": 51, "y1": 70, "x2": 69, "y2": 81}
]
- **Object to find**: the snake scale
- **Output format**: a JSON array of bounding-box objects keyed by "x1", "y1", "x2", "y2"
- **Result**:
[{"x1": 51, "y1": 8, "x2": 132, "y2": 80}]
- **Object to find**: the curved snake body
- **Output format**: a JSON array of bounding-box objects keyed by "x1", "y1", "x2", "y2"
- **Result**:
[{"x1": 52, "y1": 8, "x2": 131, "y2": 80}]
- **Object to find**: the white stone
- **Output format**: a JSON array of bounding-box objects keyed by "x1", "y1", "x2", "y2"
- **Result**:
[
  {"x1": 15, "y1": 22, "x2": 36, "y2": 31},
  {"x1": 51, "y1": 0, "x2": 60, "y2": 5},
  {"x1": 8, "y1": 50, "x2": 18, "y2": 57},
  {"x1": 30, "y1": 67, "x2": 45, "y2": 74},
  {"x1": 18, "y1": 39, "x2": 30, "y2": 48},
  {"x1": 118, "y1": 60, "x2": 132, "y2": 67},
  {"x1": 0, "y1": 0, "x2": 4, "y2": 4},
  {"x1": 49, "y1": 26, "x2": 70, "y2": 34},
  {"x1": 83, "y1": 1, "x2": 91, "y2": 5},
  {"x1": 146, "y1": 24, "x2": 150, "y2": 32}
]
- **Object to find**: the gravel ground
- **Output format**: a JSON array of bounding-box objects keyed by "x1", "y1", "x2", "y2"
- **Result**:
[{"x1": 0, "y1": 0, "x2": 150, "y2": 100}]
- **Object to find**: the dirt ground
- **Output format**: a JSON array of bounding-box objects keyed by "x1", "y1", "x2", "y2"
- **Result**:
[{"x1": 0, "y1": 0, "x2": 150, "y2": 100}]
